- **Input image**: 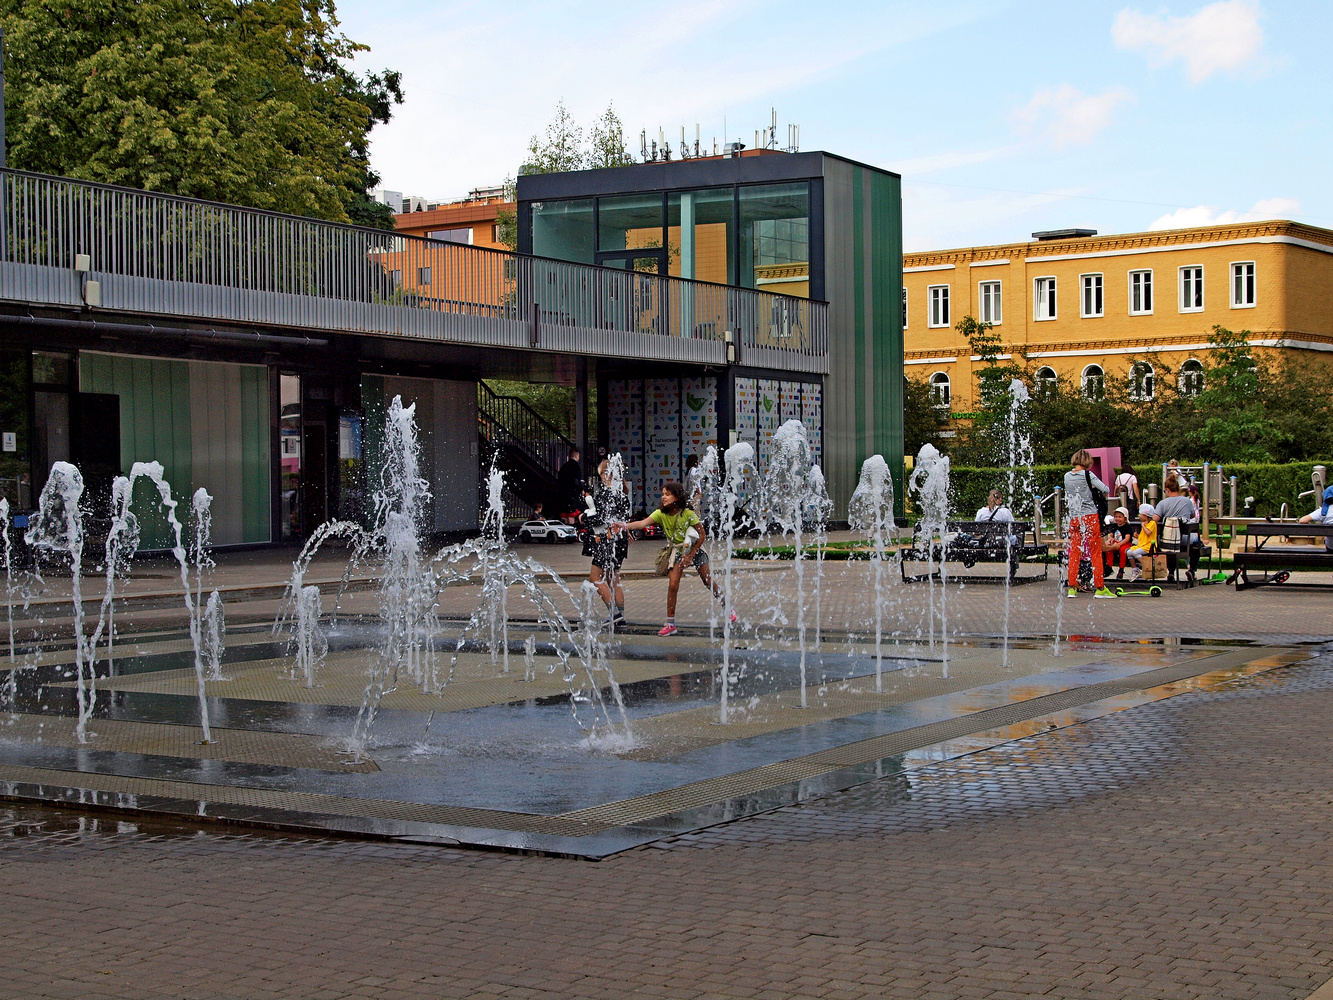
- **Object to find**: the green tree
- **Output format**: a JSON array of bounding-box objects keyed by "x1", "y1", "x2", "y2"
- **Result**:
[
  {"x1": 951, "y1": 314, "x2": 1026, "y2": 465},
  {"x1": 0, "y1": 0, "x2": 403, "y2": 227},
  {"x1": 519, "y1": 99, "x2": 584, "y2": 175},
  {"x1": 902, "y1": 374, "x2": 948, "y2": 459},
  {"x1": 586, "y1": 104, "x2": 635, "y2": 169}
]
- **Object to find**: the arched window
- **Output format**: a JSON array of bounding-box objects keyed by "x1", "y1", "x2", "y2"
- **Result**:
[
  {"x1": 1178, "y1": 358, "x2": 1205, "y2": 396},
  {"x1": 1128, "y1": 361, "x2": 1155, "y2": 401},
  {"x1": 929, "y1": 371, "x2": 951, "y2": 408},
  {"x1": 1081, "y1": 364, "x2": 1105, "y2": 400},
  {"x1": 1034, "y1": 366, "x2": 1058, "y2": 396}
]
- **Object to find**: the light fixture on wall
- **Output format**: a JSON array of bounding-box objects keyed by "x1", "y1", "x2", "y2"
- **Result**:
[{"x1": 724, "y1": 329, "x2": 735, "y2": 364}]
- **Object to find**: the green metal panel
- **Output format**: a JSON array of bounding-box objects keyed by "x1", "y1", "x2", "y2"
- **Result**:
[
  {"x1": 868, "y1": 169, "x2": 905, "y2": 508},
  {"x1": 851, "y1": 166, "x2": 867, "y2": 459}
]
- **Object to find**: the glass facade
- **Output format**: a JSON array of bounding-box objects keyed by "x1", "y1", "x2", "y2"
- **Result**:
[
  {"x1": 668, "y1": 188, "x2": 734, "y2": 285},
  {"x1": 531, "y1": 198, "x2": 594, "y2": 265},
  {"x1": 528, "y1": 182, "x2": 812, "y2": 299}
]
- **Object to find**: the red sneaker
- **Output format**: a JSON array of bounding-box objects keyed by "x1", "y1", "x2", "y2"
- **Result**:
[{"x1": 657, "y1": 623, "x2": 678, "y2": 637}]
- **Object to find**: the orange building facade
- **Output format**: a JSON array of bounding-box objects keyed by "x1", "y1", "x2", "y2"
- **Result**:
[{"x1": 902, "y1": 220, "x2": 1333, "y2": 412}]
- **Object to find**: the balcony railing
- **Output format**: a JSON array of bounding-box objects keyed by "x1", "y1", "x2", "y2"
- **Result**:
[{"x1": 0, "y1": 169, "x2": 828, "y2": 373}]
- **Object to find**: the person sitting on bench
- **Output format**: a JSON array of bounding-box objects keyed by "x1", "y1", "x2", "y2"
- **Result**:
[
  {"x1": 1298, "y1": 485, "x2": 1333, "y2": 551},
  {"x1": 1103, "y1": 507, "x2": 1134, "y2": 581},
  {"x1": 975, "y1": 489, "x2": 1014, "y2": 523},
  {"x1": 1156, "y1": 475, "x2": 1201, "y2": 582}
]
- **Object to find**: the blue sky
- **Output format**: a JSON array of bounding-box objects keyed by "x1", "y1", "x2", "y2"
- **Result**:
[{"x1": 338, "y1": 0, "x2": 1331, "y2": 251}]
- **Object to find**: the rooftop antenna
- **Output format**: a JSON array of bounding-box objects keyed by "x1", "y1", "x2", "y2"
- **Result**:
[
  {"x1": 640, "y1": 129, "x2": 649, "y2": 162},
  {"x1": 680, "y1": 125, "x2": 689, "y2": 159},
  {"x1": 695, "y1": 123, "x2": 700, "y2": 158},
  {"x1": 770, "y1": 107, "x2": 777, "y2": 149}
]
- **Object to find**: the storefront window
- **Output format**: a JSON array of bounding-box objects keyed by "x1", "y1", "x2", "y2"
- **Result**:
[
  {"x1": 531, "y1": 198, "x2": 594, "y2": 264},
  {"x1": 667, "y1": 188, "x2": 735, "y2": 285},
  {"x1": 279, "y1": 374, "x2": 301, "y2": 540},
  {"x1": 739, "y1": 182, "x2": 810, "y2": 298}
]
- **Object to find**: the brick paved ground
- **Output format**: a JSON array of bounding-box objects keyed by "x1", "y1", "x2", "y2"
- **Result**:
[{"x1": 4, "y1": 649, "x2": 1332, "y2": 999}]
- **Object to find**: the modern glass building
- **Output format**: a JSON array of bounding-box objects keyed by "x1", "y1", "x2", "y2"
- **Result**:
[{"x1": 519, "y1": 150, "x2": 903, "y2": 513}]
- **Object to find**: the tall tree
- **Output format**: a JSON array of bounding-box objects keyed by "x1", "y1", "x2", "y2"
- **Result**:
[
  {"x1": 586, "y1": 104, "x2": 635, "y2": 169},
  {"x1": 0, "y1": 0, "x2": 403, "y2": 227},
  {"x1": 519, "y1": 99, "x2": 584, "y2": 175}
]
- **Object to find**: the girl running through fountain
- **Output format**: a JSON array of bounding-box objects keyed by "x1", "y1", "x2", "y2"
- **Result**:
[{"x1": 613, "y1": 481, "x2": 736, "y2": 636}]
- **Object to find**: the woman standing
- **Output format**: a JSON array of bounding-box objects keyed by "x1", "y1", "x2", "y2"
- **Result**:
[
  {"x1": 1064, "y1": 450, "x2": 1117, "y2": 599},
  {"x1": 1113, "y1": 463, "x2": 1140, "y2": 517},
  {"x1": 614, "y1": 481, "x2": 736, "y2": 636}
]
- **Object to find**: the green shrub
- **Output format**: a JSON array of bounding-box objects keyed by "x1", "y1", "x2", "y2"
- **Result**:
[{"x1": 935, "y1": 461, "x2": 1329, "y2": 520}]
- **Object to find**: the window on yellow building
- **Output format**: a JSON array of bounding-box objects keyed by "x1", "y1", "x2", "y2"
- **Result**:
[
  {"x1": 979, "y1": 280, "x2": 1002, "y2": 325},
  {"x1": 1179, "y1": 266, "x2": 1204, "y2": 312},
  {"x1": 1231, "y1": 262, "x2": 1256, "y2": 307},
  {"x1": 929, "y1": 371, "x2": 951, "y2": 407},
  {"x1": 1179, "y1": 359, "x2": 1205, "y2": 396},
  {"x1": 1081, "y1": 364, "x2": 1105, "y2": 399},
  {"x1": 1034, "y1": 277, "x2": 1056, "y2": 320},
  {"x1": 1080, "y1": 274, "x2": 1103, "y2": 317},
  {"x1": 1128, "y1": 361, "x2": 1155, "y2": 401},
  {"x1": 928, "y1": 285, "x2": 950, "y2": 327},
  {"x1": 1129, "y1": 270, "x2": 1153, "y2": 315},
  {"x1": 1034, "y1": 366, "x2": 1058, "y2": 396}
]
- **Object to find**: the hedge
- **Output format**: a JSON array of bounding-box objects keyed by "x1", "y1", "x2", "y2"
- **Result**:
[{"x1": 924, "y1": 462, "x2": 1329, "y2": 520}]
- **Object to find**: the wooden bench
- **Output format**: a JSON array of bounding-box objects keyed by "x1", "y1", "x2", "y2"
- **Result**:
[
  {"x1": 901, "y1": 520, "x2": 1048, "y2": 584},
  {"x1": 1230, "y1": 522, "x2": 1333, "y2": 591}
]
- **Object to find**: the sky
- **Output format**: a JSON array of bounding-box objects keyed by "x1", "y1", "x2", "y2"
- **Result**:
[{"x1": 335, "y1": 0, "x2": 1332, "y2": 252}]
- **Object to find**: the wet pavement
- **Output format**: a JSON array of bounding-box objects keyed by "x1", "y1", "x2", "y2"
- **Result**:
[{"x1": 2, "y1": 650, "x2": 1332, "y2": 998}]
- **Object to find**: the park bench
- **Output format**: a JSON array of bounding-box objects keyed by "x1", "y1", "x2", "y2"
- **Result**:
[
  {"x1": 901, "y1": 520, "x2": 1048, "y2": 585},
  {"x1": 1229, "y1": 522, "x2": 1333, "y2": 591}
]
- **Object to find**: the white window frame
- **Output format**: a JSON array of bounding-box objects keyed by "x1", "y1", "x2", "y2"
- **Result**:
[
  {"x1": 1033, "y1": 276, "x2": 1057, "y2": 321},
  {"x1": 929, "y1": 371, "x2": 952, "y2": 408},
  {"x1": 1178, "y1": 358, "x2": 1205, "y2": 397},
  {"x1": 1129, "y1": 269, "x2": 1153, "y2": 316},
  {"x1": 902, "y1": 286, "x2": 908, "y2": 328},
  {"x1": 1079, "y1": 273, "x2": 1103, "y2": 318},
  {"x1": 978, "y1": 280, "x2": 1002, "y2": 325},
  {"x1": 1178, "y1": 265, "x2": 1204, "y2": 313},
  {"x1": 1230, "y1": 261, "x2": 1256, "y2": 308},
  {"x1": 1081, "y1": 364, "x2": 1105, "y2": 399},
  {"x1": 927, "y1": 284, "x2": 950, "y2": 328},
  {"x1": 1128, "y1": 360, "x2": 1155, "y2": 401}
]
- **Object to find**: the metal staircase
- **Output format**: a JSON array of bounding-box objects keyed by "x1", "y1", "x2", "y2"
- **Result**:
[{"x1": 477, "y1": 382, "x2": 576, "y2": 516}]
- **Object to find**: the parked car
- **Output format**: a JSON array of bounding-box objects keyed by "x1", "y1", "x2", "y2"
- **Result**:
[{"x1": 517, "y1": 519, "x2": 579, "y2": 543}]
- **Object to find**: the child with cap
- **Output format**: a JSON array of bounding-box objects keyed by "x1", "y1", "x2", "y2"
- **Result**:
[
  {"x1": 1125, "y1": 503, "x2": 1157, "y2": 581},
  {"x1": 1103, "y1": 506, "x2": 1134, "y2": 580}
]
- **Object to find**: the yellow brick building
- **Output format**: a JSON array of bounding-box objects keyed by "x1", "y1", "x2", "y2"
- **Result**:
[{"x1": 902, "y1": 220, "x2": 1333, "y2": 412}]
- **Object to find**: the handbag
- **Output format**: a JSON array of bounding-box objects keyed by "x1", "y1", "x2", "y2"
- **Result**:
[
  {"x1": 1159, "y1": 517, "x2": 1185, "y2": 554},
  {"x1": 1085, "y1": 471, "x2": 1108, "y2": 519},
  {"x1": 654, "y1": 545, "x2": 674, "y2": 577}
]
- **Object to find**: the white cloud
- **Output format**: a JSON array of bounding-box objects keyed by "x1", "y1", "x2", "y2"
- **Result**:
[
  {"x1": 1147, "y1": 196, "x2": 1301, "y2": 229},
  {"x1": 1013, "y1": 85, "x2": 1133, "y2": 148},
  {"x1": 1113, "y1": 0, "x2": 1263, "y2": 83},
  {"x1": 892, "y1": 143, "x2": 1025, "y2": 176}
]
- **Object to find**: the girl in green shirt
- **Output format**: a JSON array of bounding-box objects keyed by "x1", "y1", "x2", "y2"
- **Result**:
[{"x1": 614, "y1": 481, "x2": 736, "y2": 636}]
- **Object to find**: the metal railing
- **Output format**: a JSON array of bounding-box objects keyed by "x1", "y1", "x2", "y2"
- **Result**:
[
  {"x1": 477, "y1": 381, "x2": 575, "y2": 483},
  {"x1": 0, "y1": 168, "x2": 828, "y2": 373}
]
